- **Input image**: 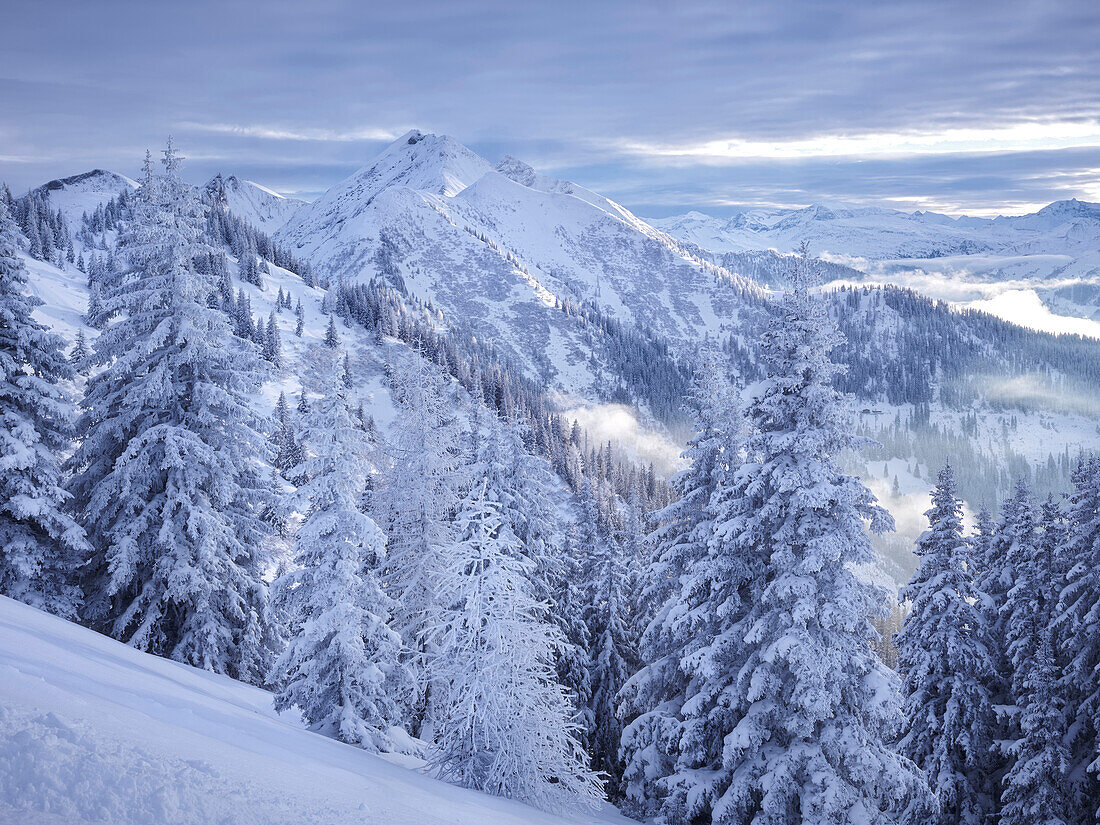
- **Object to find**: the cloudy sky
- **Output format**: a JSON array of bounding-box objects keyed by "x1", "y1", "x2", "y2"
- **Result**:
[{"x1": 3, "y1": 0, "x2": 1099, "y2": 216}]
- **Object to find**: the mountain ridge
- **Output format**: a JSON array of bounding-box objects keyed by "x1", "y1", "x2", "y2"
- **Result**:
[
  {"x1": 276, "y1": 131, "x2": 757, "y2": 396},
  {"x1": 649, "y1": 197, "x2": 1100, "y2": 262}
]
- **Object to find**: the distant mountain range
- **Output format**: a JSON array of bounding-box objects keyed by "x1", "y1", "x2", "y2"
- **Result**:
[{"x1": 650, "y1": 199, "x2": 1100, "y2": 262}]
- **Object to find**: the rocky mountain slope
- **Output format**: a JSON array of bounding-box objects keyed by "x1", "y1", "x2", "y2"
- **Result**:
[
  {"x1": 204, "y1": 174, "x2": 306, "y2": 232},
  {"x1": 278, "y1": 130, "x2": 753, "y2": 395}
]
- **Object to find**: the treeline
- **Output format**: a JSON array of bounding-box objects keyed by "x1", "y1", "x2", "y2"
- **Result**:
[
  {"x1": 79, "y1": 179, "x2": 316, "y2": 286},
  {"x1": 718, "y1": 282, "x2": 1100, "y2": 416},
  {"x1": 551, "y1": 295, "x2": 694, "y2": 432},
  {"x1": 862, "y1": 411, "x2": 1077, "y2": 506},
  {"x1": 76, "y1": 189, "x2": 130, "y2": 246},
  {"x1": 2, "y1": 184, "x2": 75, "y2": 267},
  {"x1": 203, "y1": 196, "x2": 316, "y2": 285},
  {"x1": 831, "y1": 284, "x2": 1100, "y2": 414}
]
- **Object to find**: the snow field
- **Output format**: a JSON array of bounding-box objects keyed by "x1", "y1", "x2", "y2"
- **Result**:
[{"x1": 0, "y1": 596, "x2": 629, "y2": 825}]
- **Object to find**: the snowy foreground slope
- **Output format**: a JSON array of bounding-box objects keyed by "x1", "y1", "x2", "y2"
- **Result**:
[{"x1": 0, "y1": 596, "x2": 628, "y2": 825}]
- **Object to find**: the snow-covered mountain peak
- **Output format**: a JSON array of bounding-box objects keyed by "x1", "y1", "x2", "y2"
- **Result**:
[
  {"x1": 764, "y1": 209, "x2": 812, "y2": 233},
  {"x1": 353, "y1": 129, "x2": 494, "y2": 198},
  {"x1": 278, "y1": 130, "x2": 494, "y2": 244},
  {"x1": 1035, "y1": 197, "x2": 1100, "y2": 218},
  {"x1": 227, "y1": 175, "x2": 287, "y2": 199},
  {"x1": 1008, "y1": 198, "x2": 1100, "y2": 229},
  {"x1": 31, "y1": 168, "x2": 138, "y2": 198},
  {"x1": 28, "y1": 168, "x2": 138, "y2": 231},
  {"x1": 275, "y1": 132, "x2": 763, "y2": 393},
  {"x1": 495, "y1": 155, "x2": 540, "y2": 188}
]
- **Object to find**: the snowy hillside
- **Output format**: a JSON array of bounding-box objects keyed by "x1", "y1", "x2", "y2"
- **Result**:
[
  {"x1": 30, "y1": 169, "x2": 137, "y2": 230},
  {"x1": 0, "y1": 596, "x2": 627, "y2": 825},
  {"x1": 204, "y1": 174, "x2": 306, "y2": 232},
  {"x1": 18, "y1": 223, "x2": 404, "y2": 478}
]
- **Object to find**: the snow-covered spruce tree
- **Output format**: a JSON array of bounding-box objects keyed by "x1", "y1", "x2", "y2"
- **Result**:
[
  {"x1": 324, "y1": 313, "x2": 339, "y2": 349},
  {"x1": 970, "y1": 504, "x2": 995, "y2": 583},
  {"x1": 896, "y1": 461, "x2": 995, "y2": 825},
  {"x1": 68, "y1": 141, "x2": 275, "y2": 678},
  {"x1": 580, "y1": 480, "x2": 635, "y2": 799},
  {"x1": 262, "y1": 310, "x2": 280, "y2": 367},
  {"x1": 970, "y1": 480, "x2": 1029, "y2": 812},
  {"x1": 341, "y1": 351, "x2": 353, "y2": 388},
  {"x1": 556, "y1": 529, "x2": 595, "y2": 749},
  {"x1": 999, "y1": 481, "x2": 1044, "y2": 697},
  {"x1": 469, "y1": 413, "x2": 591, "y2": 707},
  {"x1": 425, "y1": 473, "x2": 603, "y2": 812},
  {"x1": 998, "y1": 481, "x2": 1070, "y2": 825},
  {"x1": 620, "y1": 345, "x2": 741, "y2": 818},
  {"x1": 1000, "y1": 615, "x2": 1070, "y2": 825},
  {"x1": 69, "y1": 329, "x2": 91, "y2": 374},
  {"x1": 270, "y1": 353, "x2": 409, "y2": 751},
  {"x1": 271, "y1": 391, "x2": 303, "y2": 475},
  {"x1": 664, "y1": 258, "x2": 929, "y2": 824},
  {"x1": 371, "y1": 354, "x2": 463, "y2": 734},
  {"x1": 0, "y1": 198, "x2": 87, "y2": 618},
  {"x1": 1055, "y1": 456, "x2": 1100, "y2": 823},
  {"x1": 977, "y1": 478, "x2": 1038, "y2": 796}
]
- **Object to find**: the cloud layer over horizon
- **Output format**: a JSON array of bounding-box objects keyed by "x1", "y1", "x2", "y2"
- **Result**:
[{"x1": 3, "y1": 0, "x2": 1099, "y2": 216}]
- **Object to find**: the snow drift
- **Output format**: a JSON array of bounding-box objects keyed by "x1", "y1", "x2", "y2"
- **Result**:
[{"x1": 0, "y1": 596, "x2": 627, "y2": 825}]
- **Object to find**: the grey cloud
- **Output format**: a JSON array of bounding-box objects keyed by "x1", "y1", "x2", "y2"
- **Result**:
[{"x1": 1, "y1": 0, "x2": 1098, "y2": 212}]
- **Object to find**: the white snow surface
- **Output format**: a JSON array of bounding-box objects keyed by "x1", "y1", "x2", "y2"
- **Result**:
[{"x1": 0, "y1": 595, "x2": 628, "y2": 825}]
